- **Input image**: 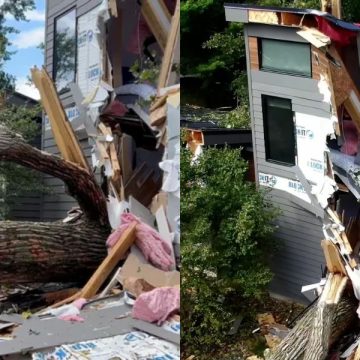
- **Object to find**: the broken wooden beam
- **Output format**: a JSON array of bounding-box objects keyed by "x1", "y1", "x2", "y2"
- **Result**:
[
  {"x1": 31, "y1": 67, "x2": 89, "y2": 171},
  {"x1": 141, "y1": 0, "x2": 171, "y2": 51},
  {"x1": 80, "y1": 221, "x2": 137, "y2": 299},
  {"x1": 158, "y1": 0, "x2": 180, "y2": 89}
]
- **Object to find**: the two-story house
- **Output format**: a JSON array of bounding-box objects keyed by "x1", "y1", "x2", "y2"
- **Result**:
[{"x1": 225, "y1": 3, "x2": 360, "y2": 302}]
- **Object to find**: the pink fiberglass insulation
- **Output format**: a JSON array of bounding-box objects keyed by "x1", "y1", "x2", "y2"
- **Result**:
[
  {"x1": 106, "y1": 212, "x2": 175, "y2": 271},
  {"x1": 132, "y1": 287, "x2": 180, "y2": 325}
]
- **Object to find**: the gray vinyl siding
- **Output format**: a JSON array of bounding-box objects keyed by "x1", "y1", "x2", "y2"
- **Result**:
[
  {"x1": 42, "y1": 0, "x2": 102, "y2": 221},
  {"x1": 246, "y1": 24, "x2": 326, "y2": 303}
]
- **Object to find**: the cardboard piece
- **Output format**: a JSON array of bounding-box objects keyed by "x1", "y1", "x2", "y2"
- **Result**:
[{"x1": 118, "y1": 253, "x2": 180, "y2": 288}]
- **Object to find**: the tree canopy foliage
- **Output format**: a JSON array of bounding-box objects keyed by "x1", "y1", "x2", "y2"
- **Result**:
[
  {"x1": 0, "y1": 0, "x2": 35, "y2": 90},
  {"x1": 181, "y1": 147, "x2": 279, "y2": 354},
  {"x1": 0, "y1": 0, "x2": 47, "y2": 219}
]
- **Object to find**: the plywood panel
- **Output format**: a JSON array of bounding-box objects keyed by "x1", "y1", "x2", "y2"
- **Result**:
[{"x1": 249, "y1": 36, "x2": 259, "y2": 70}]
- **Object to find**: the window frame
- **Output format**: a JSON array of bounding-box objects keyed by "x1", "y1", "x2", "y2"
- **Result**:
[
  {"x1": 53, "y1": 7, "x2": 78, "y2": 94},
  {"x1": 262, "y1": 94, "x2": 297, "y2": 167},
  {"x1": 258, "y1": 38, "x2": 312, "y2": 78}
]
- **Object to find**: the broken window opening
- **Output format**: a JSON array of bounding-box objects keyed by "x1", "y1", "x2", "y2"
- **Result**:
[{"x1": 262, "y1": 95, "x2": 296, "y2": 166}]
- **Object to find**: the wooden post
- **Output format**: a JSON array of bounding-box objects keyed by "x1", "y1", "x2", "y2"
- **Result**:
[{"x1": 331, "y1": 0, "x2": 342, "y2": 19}]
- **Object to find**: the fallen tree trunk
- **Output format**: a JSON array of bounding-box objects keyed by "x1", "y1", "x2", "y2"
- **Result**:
[
  {"x1": 0, "y1": 126, "x2": 113, "y2": 283},
  {"x1": 268, "y1": 296, "x2": 357, "y2": 360},
  {"x1": 0, "y1": 220, "x2": 108, "y2": 283}
]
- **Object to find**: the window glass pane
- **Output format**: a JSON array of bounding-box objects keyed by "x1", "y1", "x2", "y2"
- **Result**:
[
  {"x1": 263, "y1": 96, "x2": 296, "y2": 165},
  {"x1": 54, "y1": 9, "x2": 76, "y2": 93},
  {"x1": 261, "y1": 39, "x2": 311, "y2": 77}
]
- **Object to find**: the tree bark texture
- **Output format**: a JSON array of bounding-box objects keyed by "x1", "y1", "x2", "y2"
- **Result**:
[
  {"x1": 268, "y1": 296, "x2": 357, "y2": 360},
  {"x1": 0, "y1": 220, "x2": 109, "y2": 283},
  {"x1": 0, "y1": 126, "x2": 108, "y2": 225}
]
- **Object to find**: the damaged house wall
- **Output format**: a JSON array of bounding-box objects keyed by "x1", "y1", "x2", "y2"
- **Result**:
[
  {"x1": 42, "y1": 0, "x2": 139, "y2": 220},
  {"x1": 244, "y1": 23, "x2": 333, "y2": 303},
  {"x1": 226, "y1": 5, "x2": 360, "y2": 305},
  {"x1": 43, "y1": 0, "x2": 103, "y2": 220}
]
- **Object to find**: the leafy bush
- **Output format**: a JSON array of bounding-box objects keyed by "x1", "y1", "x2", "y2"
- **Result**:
[{"x1": 181, "y1": 147, "x2": 279, "y2": 355}]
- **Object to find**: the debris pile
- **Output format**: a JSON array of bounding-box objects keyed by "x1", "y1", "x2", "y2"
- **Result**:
[{"x1": 0, "y1": 0, "x2": 180, "y2": 358}]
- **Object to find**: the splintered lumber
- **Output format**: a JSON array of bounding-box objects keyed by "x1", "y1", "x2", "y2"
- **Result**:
[
  {"x1": 158, "y1": 0, "x2": 180, "y2": 89},
  {"x1": 302, "y1": 302, "x2": 337, "y2": 360},
  {"x1": 98, "y1": 123, "x2": 122, "y2": 194},
  {"x1": 150, "y1": 102, "x2": 167, "y2": 126},
  {"x1": 331, "y1": 0, "x2": 342, "y2": 19},
  {"x1": 31, "y1": 67, "x2": 89, "y2": 171},
  {"x1": 354, "y1": 343, "x2": 360, "y2": 360},
  {"x1": 141, "y1": 0, "x2": 171, "y2": 51},
  {"x1": 268, "y1": 296, "x2": 357, "y2": 360},
  {"x1": 0, "y1": 125, "x2": 108, "y2": 224},
  {"x1": 303, "y1": 273, "x2": 347, "y2": 360},
  {"x1": 321, "y1": 240, "x2": 346, "y2": 275},
  {"x1": 80, "y1": 222, "x2": 137, "y2": 299}
]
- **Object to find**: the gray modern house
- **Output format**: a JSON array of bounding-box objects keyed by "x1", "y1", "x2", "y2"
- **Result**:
[{"x1": 225, "y1": 4, "x2": 360, "y2": 302}]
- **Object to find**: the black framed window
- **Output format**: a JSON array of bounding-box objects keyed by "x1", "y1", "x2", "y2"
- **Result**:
[
  {"x1": 262, "y1": 95, "x2": 296, "y2": 166},
  {"x1": 259, "y1": 38, "x2": 311, "y2": 77},
  {"x1": 53, "y1": 8, "x2": 76, "y2": 93}
]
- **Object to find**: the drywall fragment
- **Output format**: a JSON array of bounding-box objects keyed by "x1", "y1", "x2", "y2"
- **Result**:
[
  {"x1": 318, "y1": 74, "x2": 332, "y2": 104},
  {"x1": 129, "y1": 196, "x2": 155, "y2": 227},
  {"x1": 118, "y1": 254, "x2": 180, "y2": 287},
  {"x1": 159, "y1": 159, "x2": 180, "y2": 196},
  {"x1": 106, "y1": 195, "x2": 129, "y2": 230},
  {"x1": 104, "y1": 158, "x2": 114, "y2": 177},
  {"x1": 297, "y1": 27, "x2": 331, "y2": 48}
]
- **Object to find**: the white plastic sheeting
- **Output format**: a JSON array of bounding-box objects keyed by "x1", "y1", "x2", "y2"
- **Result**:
[
  {"x1": 258, "y1": 172, "x2": 311, "y2": 203},
  {"x1": 77, "y1": 5, "x2": 102, "y2": 98},
  {"x1": 295, "y1": 112, "x2": 333, "y2": 186},
  {"x1": 259, "y1": 110, "x2": 338, "y2": 209}
]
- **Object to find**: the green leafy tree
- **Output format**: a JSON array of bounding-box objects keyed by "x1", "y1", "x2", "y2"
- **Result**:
[
  {"x1": 0, "y1": 0, "x2": 50, "y2": 219},
  {"x1": 181, "y1": 147, "x2": 279, "y2": 354}
]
